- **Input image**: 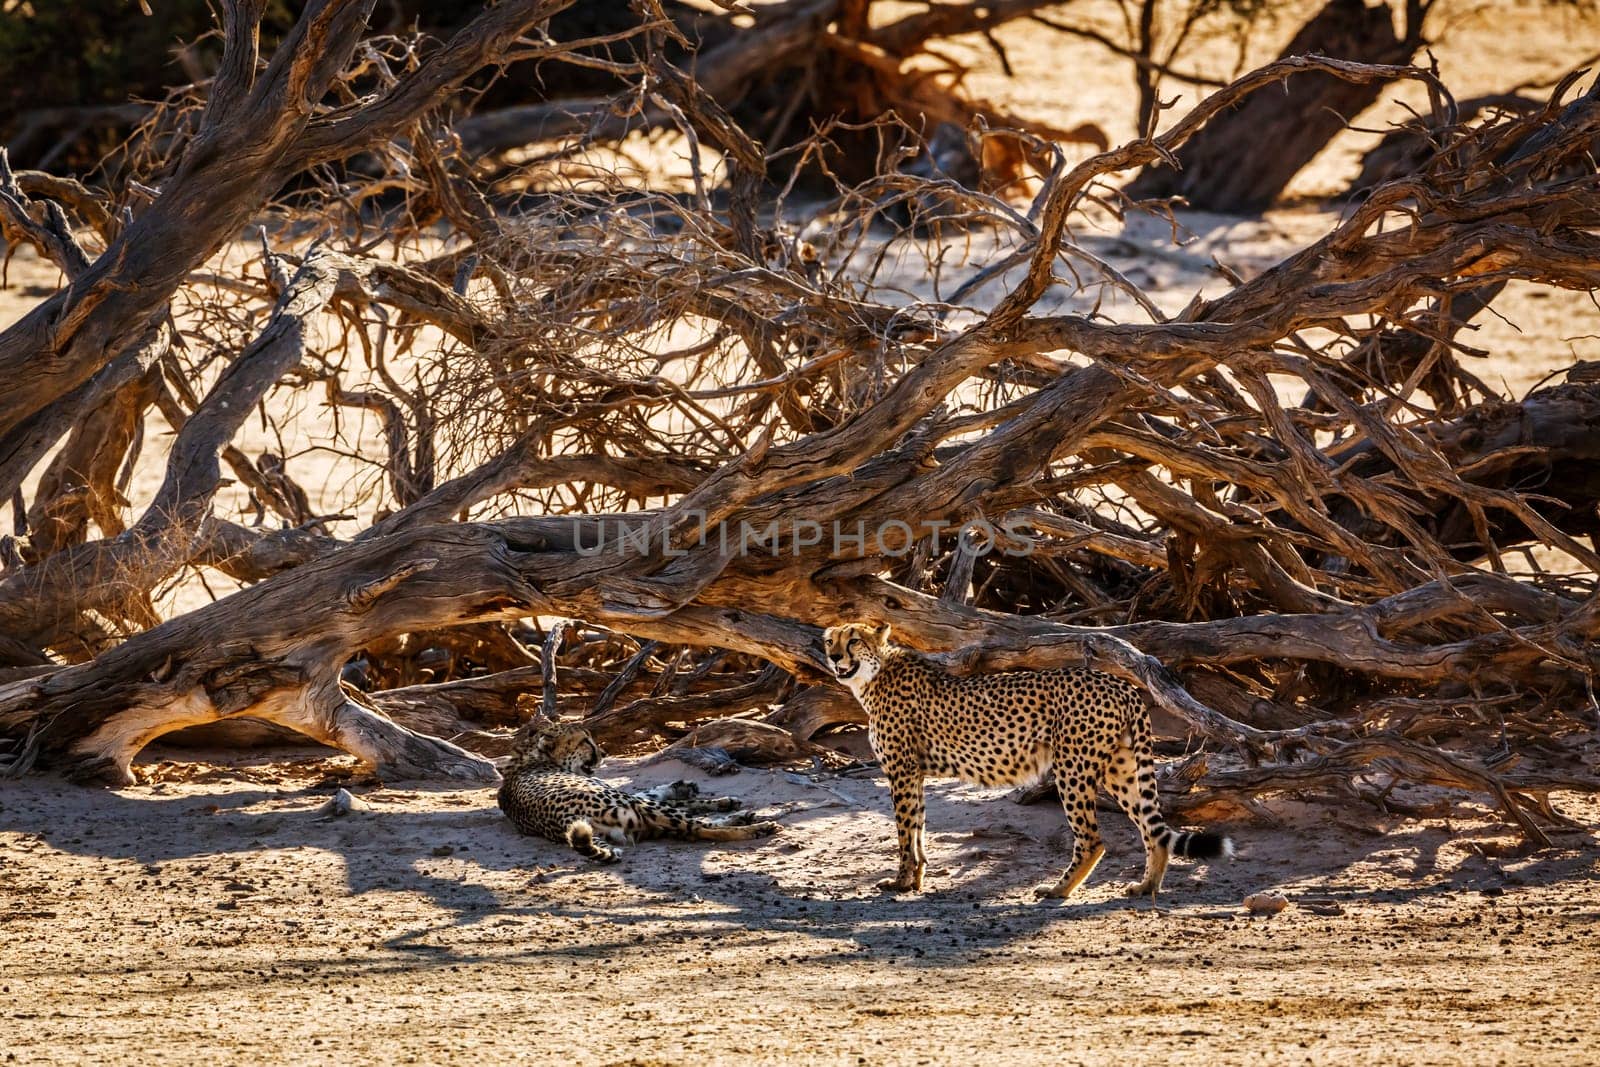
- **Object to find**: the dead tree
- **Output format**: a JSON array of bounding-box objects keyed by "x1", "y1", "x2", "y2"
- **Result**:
[{"x1": 0, "y1": 2, "x2": 1597, "y2": 846}]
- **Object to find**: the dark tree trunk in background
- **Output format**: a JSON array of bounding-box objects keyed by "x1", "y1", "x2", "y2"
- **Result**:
[{"x1": 1126, "y1": 0, "x2": 1425, "y2": 211}]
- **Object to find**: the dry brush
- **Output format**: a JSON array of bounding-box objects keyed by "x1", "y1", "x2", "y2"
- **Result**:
[{"x1": 0, "y1": 1, "x2": 1597, "y2": 848}]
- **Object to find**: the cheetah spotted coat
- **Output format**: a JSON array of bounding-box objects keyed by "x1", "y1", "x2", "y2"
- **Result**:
[
  {"x1": 824, "y1": 623, "x2": 1230, "y2": 900},
  {"x1": 497, "y1": 720, "x2": 780, "y2": 862}
]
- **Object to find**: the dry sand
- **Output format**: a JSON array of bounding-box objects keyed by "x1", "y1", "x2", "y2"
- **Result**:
[{"x1": 4, "y1": 755, "x2": 1598, "y2": 1065}]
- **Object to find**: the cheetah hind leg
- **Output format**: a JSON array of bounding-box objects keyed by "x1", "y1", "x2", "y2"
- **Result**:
[
  {"x1": 1108, "y1": 753, "x2": 1169, "y2": 899},
  {"x1": 1108, "y1": 723, "x2": 1187, "y2": 899},
  {"x1": 1034, "y1": 757, "x2": 1107, "y2": 900},
  {"x1": 566, "y1": 819, "x2": 622, "y2": 864},
  {"x1": 1034, "y1": 841, "x2": 1106, "y2": 900}
]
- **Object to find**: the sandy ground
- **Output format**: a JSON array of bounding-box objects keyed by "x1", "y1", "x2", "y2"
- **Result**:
[{"x1": 4, "y1": 754, "x2": 1599, "y2": 1065}]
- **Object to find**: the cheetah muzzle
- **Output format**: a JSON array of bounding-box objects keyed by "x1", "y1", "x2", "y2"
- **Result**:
[
  {"x1": 497, "y1": 719, "x2": 781, "y2": 862},
  {"x1": 823, "y1": 622, "x2": 1233, "y2": 901}
]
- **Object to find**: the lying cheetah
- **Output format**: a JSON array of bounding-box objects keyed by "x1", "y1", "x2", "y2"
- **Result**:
[
  {"x1": 823, "y1": 623, "x2": 1232, "y2": 900},
  {"x1": 497, "y1": 718, "x2": 780, "y2": 862}
]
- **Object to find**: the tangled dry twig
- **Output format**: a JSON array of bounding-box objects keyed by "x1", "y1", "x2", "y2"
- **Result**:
[{"x1": 0, "y1": 1, "x2": 1597, "y2": 845}]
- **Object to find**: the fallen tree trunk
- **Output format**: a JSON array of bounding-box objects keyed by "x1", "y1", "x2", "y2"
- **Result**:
[
  {"x1": 0, "y1": 514, "x2": 1259, "y2": 782},
  {"x1": 0, "y1": 524, "x2": 537, "y2": 783}
]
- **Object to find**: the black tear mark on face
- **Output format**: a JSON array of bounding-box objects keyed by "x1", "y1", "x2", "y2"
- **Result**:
[{"x1": 825, "y1": 628, "x2": 865, "y2": 680}]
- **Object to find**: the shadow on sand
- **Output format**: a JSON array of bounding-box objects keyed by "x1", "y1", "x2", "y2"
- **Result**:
[{"x1": 4, "y1": 748, "x2": 1596, "y2": 975}]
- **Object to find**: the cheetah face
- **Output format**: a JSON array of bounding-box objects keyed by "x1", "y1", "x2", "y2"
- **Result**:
[
  {"x1": 822, "y1": 623, "x2": 891, "y2": 692},
  {"x1": 508, "y1": 720, "x2": 605, "y2": 774}
]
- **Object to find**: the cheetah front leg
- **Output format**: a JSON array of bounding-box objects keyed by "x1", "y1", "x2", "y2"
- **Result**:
[
  {"x1": 637, "y1": 782, "x2": 743, "y2": 815},
  {"x1": 636, "y1": 781, "x2": 701, "y2": 805},
  {"x1": 664, "y1": 796, "x2": 745, "y2": 816},
  {"x1": 638, "y1": 804, "x2": 780, "y2": 842},
  {"x1": 879, "y1": 762, "x2": 926, "y2": 893}
]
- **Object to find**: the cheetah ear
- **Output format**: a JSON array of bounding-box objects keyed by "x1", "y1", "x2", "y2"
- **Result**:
[
  {"x1": 508, "y1": 717, "x2": 541, "y2": 751},
  {"x1": 867, "y1": 623, "x2": 891, "y2": 646}
]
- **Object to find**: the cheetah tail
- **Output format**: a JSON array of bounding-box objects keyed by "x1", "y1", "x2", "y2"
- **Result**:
[
  {"x1": 566, "y1": 819, "x2": 620, "y2": 863},
  {"x1": 1170, "y1": 829, "x2": 1234, "y2": 861}
]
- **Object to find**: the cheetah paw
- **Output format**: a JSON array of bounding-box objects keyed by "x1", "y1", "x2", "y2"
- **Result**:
[{"x1": 876, "y1": 877, "x2": 920, "y2": 893}]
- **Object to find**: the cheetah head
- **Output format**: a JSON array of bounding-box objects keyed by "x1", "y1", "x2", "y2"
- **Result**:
[
  {"x1": 506, "y1": 718, "x2": 605, "y2": 775},
  {"x1": 822, "y1": 622, "x2": 891, "y2": 692}
]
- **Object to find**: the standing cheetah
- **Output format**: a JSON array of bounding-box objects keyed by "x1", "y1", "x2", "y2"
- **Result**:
[
  {"x1": 497, "y1": 718, "x2": 780, "y2": 862},
  {"x1": 823, "y1": 623, "x2": 1232, "y2": 900}
]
